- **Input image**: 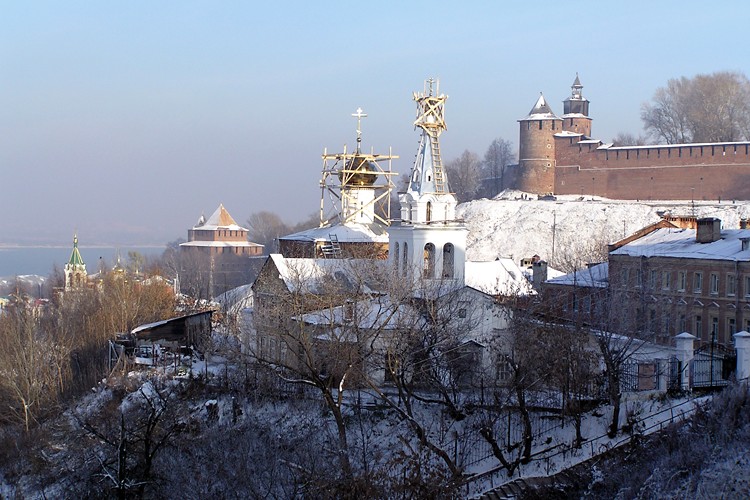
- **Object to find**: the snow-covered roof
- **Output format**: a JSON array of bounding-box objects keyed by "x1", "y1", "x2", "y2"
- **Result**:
[
  {"x1": 519, "y1": 94, "x2": 560, "y2": 121},
  {"x1": 192, "y1": 204, "x2": 248, "y2": 232},
  {"x1": 180, "y1": 240, "x2": 263, "y2": 248},
  {"x1": 280, "y1": 221, "x2": 388, "y2": 244},
  {"x1": 266, "y1": 254, "x2": 386, "y2": 294},
  {"x1": 599, "y1": 140, "x2": 750, "y2": 151},
  {"x1": 553, "y1": 131, "x2": 583, "y2": 137},
  {"x1": 560, "y1": 113, "x2": 589, "y2": 119},
  {"x1": 546, "y1": 262, "x2": 609, "y2": 288},
  {"x1": 611, "y1": 227, "x2": 750, "y2": 261},
  {"x1": 298, "y1": 295, "x2": 415, "y2": 331},
  {"x1": 465, "y1": 259, "x2": 534, "y2": 296}
]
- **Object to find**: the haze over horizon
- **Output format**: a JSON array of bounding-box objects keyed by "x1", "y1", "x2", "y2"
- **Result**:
[{"x1": 3, "y1": 1, "x2": 749, "y2": 247}]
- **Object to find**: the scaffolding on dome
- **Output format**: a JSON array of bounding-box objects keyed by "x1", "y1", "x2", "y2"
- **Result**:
[{"x1": 318, "y1": 107, "x2": 398, "y2": 228}]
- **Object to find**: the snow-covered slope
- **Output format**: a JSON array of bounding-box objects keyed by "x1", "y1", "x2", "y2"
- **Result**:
[{"x1": 459, "y1": 190, "x2": 750, "y2": 265}]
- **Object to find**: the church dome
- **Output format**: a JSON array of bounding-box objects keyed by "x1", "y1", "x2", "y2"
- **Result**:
[{"x1": 340, "y1": 155, "x2": 379, "y2": 186}]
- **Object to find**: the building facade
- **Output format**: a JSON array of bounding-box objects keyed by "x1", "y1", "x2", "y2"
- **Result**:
[{"x1": 608, "y1": 218, "x2": 750, "y2": 347}]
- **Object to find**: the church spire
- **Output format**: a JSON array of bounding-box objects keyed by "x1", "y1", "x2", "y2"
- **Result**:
[
  {"x1": 64, "y1": 233, "x2": 87, "y2": 291},
  {"x1": 408, "y1": 78, "x2": 449, "y2": 196}
]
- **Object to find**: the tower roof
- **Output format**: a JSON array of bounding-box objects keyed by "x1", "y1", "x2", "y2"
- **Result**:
[
  {"x1": 520, "y1": 94, "x2": 560, "y2": 121},
  {"x1": 68, "y1": 234, "x2": 85, "y2": 267},
  {"x1": 194, "y1": 204, "x2": 248, "y2": 231}
]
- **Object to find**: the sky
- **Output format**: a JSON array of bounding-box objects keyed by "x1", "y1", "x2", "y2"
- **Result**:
[{"x1": 2, "y1": 1, "x2": 749, "y2": 247}]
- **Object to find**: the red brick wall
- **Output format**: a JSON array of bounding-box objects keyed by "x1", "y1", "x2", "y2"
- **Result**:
[{"x1": 555, "y1": 139, "x2": 750, "y2": 200}]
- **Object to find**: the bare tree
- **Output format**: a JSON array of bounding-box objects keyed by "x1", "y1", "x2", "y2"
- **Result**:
[
  {"x1": 480, "y1": 138, "x2": 515, "y2": 198},
  {"x1": 0, "y1": 292, "x2": 70, "y2": 431},
  {"x1": 445, "y1": 150, "x2": 481, "y2": 203},
  {"x1": 611, "y1": 132, "x2": 648, "y2": 147},
  {"x1": 641, "y1": 71, "x2": 750, "y2": 144}
]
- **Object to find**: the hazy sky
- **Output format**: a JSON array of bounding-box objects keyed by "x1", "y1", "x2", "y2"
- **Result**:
[{"x1": 2, "y1": 1, "x2": 749, "y2": 246}]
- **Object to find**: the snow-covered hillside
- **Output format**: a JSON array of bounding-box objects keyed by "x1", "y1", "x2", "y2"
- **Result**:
[{"x1": 459, "y1": 190, "x2": 750, "y2": 265}]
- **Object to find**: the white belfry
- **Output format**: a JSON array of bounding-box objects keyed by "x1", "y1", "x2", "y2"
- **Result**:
[{"x1": 388, "y1": 79, "x2": 468, "y2": 294}]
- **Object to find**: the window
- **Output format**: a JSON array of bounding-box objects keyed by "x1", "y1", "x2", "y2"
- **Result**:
[
  {"x1": 496, "y1": 359, "x2": 513, "y2": 384},
  {"x1": 620, "y1": 268, "x2": 630, "y2": 287},
  {"x1": 711, "y1": 317, "x2": 719, "y2": 340},
  {"x1": 442, "y1": 243, "x2": 455, "y2": 278},
  {"x1": 677, "y1": 271, "x2": 686, "y2": 291},
  {"x1": 662, "y1": 271, "x2": 671, "y2": 290},
  {"x1": 458, "y1": 308, "x2": 467, "y2": 318},
  {"x1": 727, "y1": 274, "x2": 737, "y2": 296},
  {"x1": 728, "y1": 317, "x2": 737, "y2": 337},
  {"x1": 402, "y1": 243, "x2": 408, "y2": 277},
  {"x1": 423, "y1": 243, "x2": 435, "y2": 279},
  {"x1": 694, "y1": 272, "x2": 703, "y2": 293},
  {"x1": 393, "y1": 242, "x2": 400, "y2": 271},
  {"x1": 635, "y1": 269, "x2": 642, "y2": 288},
  {"x1": 426, "y1": 202, "x2": 432, "y2": 223},
  {"x1": 695, "y1": 315, "x2": 702, "y2": 337},
  {"x1": 710, "y1": 273, "x2": 719, "y2": 295},
  {"x1": 648, "y1": 309, "x2": 656, "y2": 333},
  {"x1": 649, "y1": 270, "x2": 658, "y2": 290},
  {"x1": 745, "y1": 276, "x2": 750, "y2": 297},
  {"x1": 679, "y1": 314, "x2": 687, "y2": 333}
]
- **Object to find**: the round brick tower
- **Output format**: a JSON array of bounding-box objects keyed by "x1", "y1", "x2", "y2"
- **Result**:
[
  {"x1": 518, "y1": 94, "x2": 561, "y2": 195},
  {"x1": 562, "y1": 73, "x2": 592, "y2": 137}
]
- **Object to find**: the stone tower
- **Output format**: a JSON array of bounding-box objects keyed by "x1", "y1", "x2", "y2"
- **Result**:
[
  {"x1": 517, "y1": 93, "x2": 562, "y2": 195},
  {"x1": 64, "y1": 234, "x2": 87, "y2": 291},
  {"x1": 562, "y1": 73, "x2": 592, "y2": 137},
  {"x1": 388, "y1": 79, "x2": 468, "y2": 296}
]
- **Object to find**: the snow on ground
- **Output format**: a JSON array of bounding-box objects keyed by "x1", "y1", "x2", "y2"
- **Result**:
[
  {"x1": 459, "y1": 191, "x2": 750, "y2": 264},
  {"x1": 463, "y1": 392, "x2": 711, "y2": 497}
]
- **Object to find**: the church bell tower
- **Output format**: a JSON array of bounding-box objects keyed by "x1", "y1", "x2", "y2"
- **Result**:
[{"x1": 388, "y1": 79, "x2": 468, "y2": 295}]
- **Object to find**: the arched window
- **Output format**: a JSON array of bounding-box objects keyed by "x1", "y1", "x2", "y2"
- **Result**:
[
  {"x1": 394, "y1": 242, "x2": 400, "y2": 272},
  {"x1": 426, "y1": 201, "x2": 432, "y2": 223},
  {"x1": 423, "y1": 243, "x2": 435, "y2": 279},
  {"x1": 402, "y1": 243, "x2": 408, "y2": 277},
  {"x1": 443, "y1": 243, "x2": 454, "y2": 278}
]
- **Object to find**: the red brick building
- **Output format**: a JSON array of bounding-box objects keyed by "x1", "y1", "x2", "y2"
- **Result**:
[
  {"x1": 517, "y1": 76, "x2": 750, "y2": 201},
  {"x1": 180, "y1": 204, "x2": 264, "y2": 297},
  {"x1": 608, "y1": 218, "x2": 750, "y2": 348}
]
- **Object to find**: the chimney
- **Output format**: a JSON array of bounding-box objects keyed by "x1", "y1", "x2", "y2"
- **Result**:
[
  {"x1": 696, "y1": 218, "x2": 721, "y2": 243},
  {"x1": 532, "y1": 260, "x2": 548, "y2": 290}
]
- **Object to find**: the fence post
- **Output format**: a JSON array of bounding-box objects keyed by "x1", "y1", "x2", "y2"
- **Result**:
[
  {"x1": 675, "y1": 332, "x2": 697, "y2": 390},
  {"x1": 733, "y1": 331, "x2": 750, "y2": 381}
]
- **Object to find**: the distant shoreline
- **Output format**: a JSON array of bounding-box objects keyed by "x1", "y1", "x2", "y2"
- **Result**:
[{"x1": 0, "y1": 245, "x2": 167, "y2": 250}]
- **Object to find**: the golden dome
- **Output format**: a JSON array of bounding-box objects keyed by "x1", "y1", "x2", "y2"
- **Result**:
[{"x1": 340, "y1": 155, "x2": 379, "y2": 187}]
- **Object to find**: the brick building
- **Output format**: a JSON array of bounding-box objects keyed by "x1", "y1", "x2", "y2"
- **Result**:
[
  {"x1": 180, "y1": 204, "x2": 264, "y2": 297},
  {"x1": 608, "y1": 218, "x2": 750, "y2": 348},
  {"x1": 517, "y1": 76, "x2": 750, "y2": 201}
]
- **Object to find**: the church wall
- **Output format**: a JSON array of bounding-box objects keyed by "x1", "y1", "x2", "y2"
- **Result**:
[{"x1": 554, "y1": 138, "x2": 750, "y2": 200}]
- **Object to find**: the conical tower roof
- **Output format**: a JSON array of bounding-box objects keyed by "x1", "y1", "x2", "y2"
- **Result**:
[
  {"x1": 520, "y1": 94, "x2": 560, "y2": 121},
  {"x1": 68, "y1": 234, "x2": 85, "y2": 267}
]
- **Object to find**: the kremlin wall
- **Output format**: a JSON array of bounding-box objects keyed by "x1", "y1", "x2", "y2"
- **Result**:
[{"x1": 516, "y1": 76, "x2": 750, "y2": 201}]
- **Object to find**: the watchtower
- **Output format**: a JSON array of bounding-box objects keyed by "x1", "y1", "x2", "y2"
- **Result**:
[
  {"x1": 517, "y1": 93, "x2": 561, "y2": 195},
  {"x1": 562, "y1": 73, "x2": 592, "y2": 137}
]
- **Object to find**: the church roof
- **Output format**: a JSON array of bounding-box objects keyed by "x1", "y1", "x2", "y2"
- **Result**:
[
  {"x1": 520, "y1": 94, "x2": 560, "y2": 121},
  {"x1": 280, "y1": 221, "x2": 389, "y2": 244},
  {"x1": 193, "y1": 204, "x2": 248, "y2": 232},
  {"x1": 68, "y1": 234, "x2": 85, "y2": 267}
]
